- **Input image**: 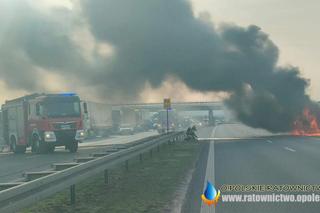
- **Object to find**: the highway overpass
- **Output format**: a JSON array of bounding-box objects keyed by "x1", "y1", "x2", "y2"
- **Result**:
[{"x1": 111, "y1": 101, "x2": 224, "y2": 112}]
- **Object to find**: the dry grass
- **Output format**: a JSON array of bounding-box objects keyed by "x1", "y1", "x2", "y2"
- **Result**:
[{"x1": 20, "y1": 141, "x2": 201, "y2": 213}]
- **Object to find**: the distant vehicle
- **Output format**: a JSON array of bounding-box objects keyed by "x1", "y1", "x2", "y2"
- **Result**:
[
  {"x1": 119, "y1": 125, "x2": 134, "y2": 135},
  {"x1": 81, "y1": 103, "x2": 151, "y2": 137},
  {"x1": 134, "y1": 124, "x2": 144, "y2": 133},
  {"x1": 1, "y1": 93, "x2": 85, "y2": 154},
  {"x1": 157, "y1": 110, "x2": 178, "y2": 132},
  {"x1": 81, "y1": 101, "x2": 114, "y2": 137},
  {"x1": 215, "y1": 120, "x2": 223, "y2": 125},
  {"x1": 137, "y1": 119, "x2": 153, "y2": 132},
  {"x1": 114, "y1": 109, "x2": 151, "y2": 134}
]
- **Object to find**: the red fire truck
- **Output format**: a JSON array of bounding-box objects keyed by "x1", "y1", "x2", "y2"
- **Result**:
[{"x1": 1, "y1": 93, "x2": 86, "y2": 154}]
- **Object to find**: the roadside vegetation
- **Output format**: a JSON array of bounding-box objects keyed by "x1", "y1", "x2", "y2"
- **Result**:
[{"x1": 20, "y1": 141, "x2": 201, "y2": 213}]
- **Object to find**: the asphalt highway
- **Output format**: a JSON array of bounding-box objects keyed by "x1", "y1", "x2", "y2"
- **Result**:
[
  {"x1": 191, "y1": 124, "x2": 320, "y2": 213},
  {"x1": 3, "y1": 123, "x2": 320, "y2": 213},
  {"x1": 0, "y1": 131, "x2": 157, "y2": 183}
]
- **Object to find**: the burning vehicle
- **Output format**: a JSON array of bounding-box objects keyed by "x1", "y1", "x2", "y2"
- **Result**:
[{"x1": 292, "y1": 107, "x2": 320, "y2": 136}]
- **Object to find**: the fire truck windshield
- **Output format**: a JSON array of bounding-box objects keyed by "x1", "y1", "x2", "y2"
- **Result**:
[{"x1": 42, "y1": 101, "x2": 81, "y2": 118}]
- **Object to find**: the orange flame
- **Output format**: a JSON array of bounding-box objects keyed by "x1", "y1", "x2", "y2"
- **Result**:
[{"x1": 292, "y1": 108, "x2": 320, "y2": 136}]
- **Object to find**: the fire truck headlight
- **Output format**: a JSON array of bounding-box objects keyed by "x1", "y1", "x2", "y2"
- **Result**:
[
  {"x1": 75, "y1": 130, "x2": 86, "y2": 140},
  {"x1": 44, "y1": 131, "x2": 56, "y2": 142}
]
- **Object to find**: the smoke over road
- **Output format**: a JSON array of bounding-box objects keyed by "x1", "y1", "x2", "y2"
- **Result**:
[{"x1": 0, "y1": 0, "x2": 315, "y2": 132}]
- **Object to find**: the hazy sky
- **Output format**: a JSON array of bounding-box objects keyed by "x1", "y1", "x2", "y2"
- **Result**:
[{"x1": 192, "y1": 0, "x2": 320, "y2": 99}]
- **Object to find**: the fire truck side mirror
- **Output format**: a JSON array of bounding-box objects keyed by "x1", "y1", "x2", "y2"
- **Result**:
[
  {"x1": 83, "y1": 102, "x2": 88, "y2": 114},
  {"x1": 36, "y1": 104, "x2": 40, "y2": 116}
]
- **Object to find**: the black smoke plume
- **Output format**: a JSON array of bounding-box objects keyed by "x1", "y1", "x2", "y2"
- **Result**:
[
  {"x1": 82, "y1": 0, "x2": 312, "y2": 132},
  {"x1": 0, "y1": 0, "x2": 315, "y2": 132}
]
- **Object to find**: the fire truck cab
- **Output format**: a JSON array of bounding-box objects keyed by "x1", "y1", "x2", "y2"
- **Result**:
[{"x1": 1, "y1": 93, "x2": 86, "y2": 154}]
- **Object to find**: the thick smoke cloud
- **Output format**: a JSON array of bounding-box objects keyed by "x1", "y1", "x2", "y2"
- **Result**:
[
  {"x1": 0, "y1": 1, "x2": 90, "y2": 91},
  {"x1": 82, "y1": 0, "x2": 311, "y2": 132},
  {"x1": 0, "y1": 0, "x2": 314, "y2": 132}
]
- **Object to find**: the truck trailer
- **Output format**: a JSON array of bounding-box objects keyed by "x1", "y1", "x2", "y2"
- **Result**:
[
  {"x1": 1, "y1": 93, "x2": 86, "y2": 154},
  {"x1": 81, "y1": 102, "x2": 152, "y2": 137},
  {"x1": 82, "y1": 101, "x2": 113, "y2": 137}
]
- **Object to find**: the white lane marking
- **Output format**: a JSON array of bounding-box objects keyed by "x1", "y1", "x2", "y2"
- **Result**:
[
  {"x1": 200, "y1": 127, "x2": 216, "y2": 213},
  {"x1": 266, "y1": 140, "x2": 273, "y2": 144},
  {"x1": 198, "y1": 137, "x2": 264, "y2": 140},
  {"x1": 284, "y1": 147, "x2": 296, "y2": 152}
]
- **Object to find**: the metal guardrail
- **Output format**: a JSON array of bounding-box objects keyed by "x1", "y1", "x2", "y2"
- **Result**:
[{"x1": 0, "y1": 132, "x2": 185, "y2": 213}]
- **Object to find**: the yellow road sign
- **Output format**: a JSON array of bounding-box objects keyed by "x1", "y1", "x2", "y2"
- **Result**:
[{"x1": 163, "y1": 98, "x2": 171, "y2": 109}]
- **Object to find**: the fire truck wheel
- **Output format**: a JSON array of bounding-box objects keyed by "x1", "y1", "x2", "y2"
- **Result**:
[{"x1": 68, "y1": 140, "x2": 78, "y2": 153}]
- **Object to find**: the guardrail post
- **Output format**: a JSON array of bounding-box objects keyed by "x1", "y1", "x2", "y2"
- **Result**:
[
  {"x1": 104, "y1": 170, "x2": 109, "y2": 184},
  {"x1": 0, "y1": 133, "x2": 187, "y2": 213},
  {"x1": 70, "y1": 184, "x2": 76, "y2": 205},
  {"x1": 125, "y1": 160, "x2": 129, "y2": 171}
]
